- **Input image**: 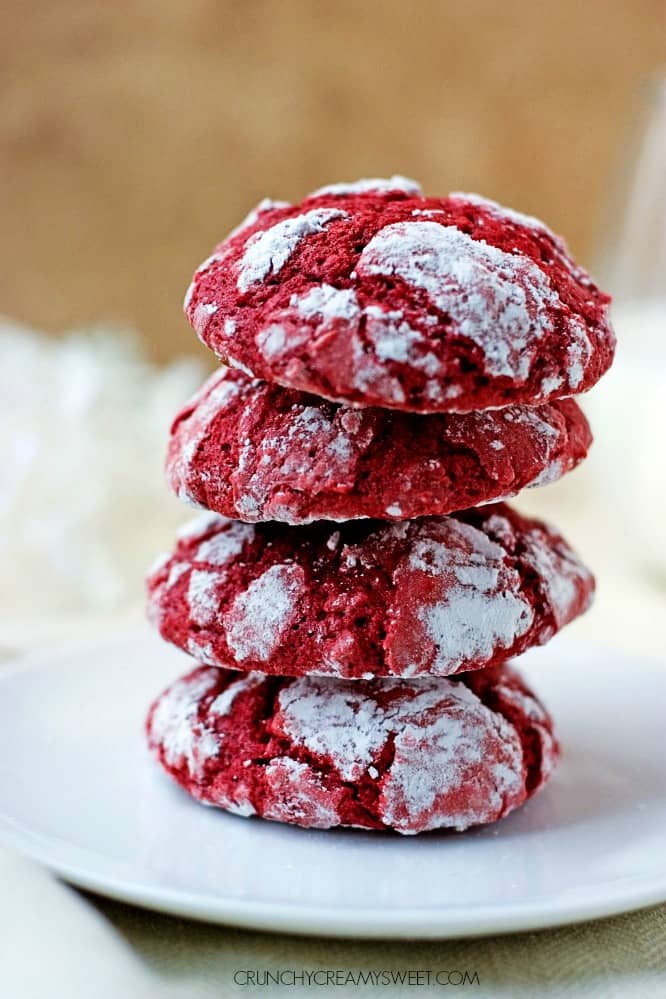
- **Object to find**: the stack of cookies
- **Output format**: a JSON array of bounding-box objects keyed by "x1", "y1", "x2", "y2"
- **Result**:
[{"x1": 146, "y1": 178, "x2": 615, "y2": 834}]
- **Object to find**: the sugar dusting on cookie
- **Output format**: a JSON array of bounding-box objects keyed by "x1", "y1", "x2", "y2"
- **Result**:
[
  {"x1": 147, "y1": 664, "x2": 552, "y2": 834},
  {"x1": 187, "y1": 569, "x2": 220, "y2": 627},
  {"x1": 390, "y1": 519, "x2": 534, "y2": 674},
  {"x1": 237, "y1": 208, "x2": 347, "y2": 292},
  {"x1": 358, "y1": 221, "x2": 559, "y2": 380},
  {"x1": 195, "y1": 521, "x2": 255, "y2": 565},
  {"x1": 262, "y1": 758, "x2": 342, "y2": 829},
  {"x1": 225, "y1": 563, "x2": 305, "y2": 661},
  {"x1": 310, "y1": 176, "x2": 422, "y2": 197},
  {"x1": 149, "y1": 670, "x2": 219, "y2": 778}
]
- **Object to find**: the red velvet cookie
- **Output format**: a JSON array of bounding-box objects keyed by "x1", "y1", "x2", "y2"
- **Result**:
[
  {"x1": 166, "y1": 366, "x2": 592, "y2": 523},
  {"x1": 146, "y1": 504, "x2": 594, "y2": 679},
  {"x1": 184, "y1": 179, "x2": 614, "y2": 413},
  {"x1": 146, "y1": 661, "x2": 558, "y2": 834}
]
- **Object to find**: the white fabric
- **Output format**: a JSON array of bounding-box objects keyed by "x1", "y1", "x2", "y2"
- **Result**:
[{"x1": 0, "y1": 851, "x2": 186, "y2": 999}]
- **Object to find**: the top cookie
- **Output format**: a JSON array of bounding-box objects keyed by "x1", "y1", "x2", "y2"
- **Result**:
[{"x1": 185, "y1": 178, "x2": 615, "y2": 413}]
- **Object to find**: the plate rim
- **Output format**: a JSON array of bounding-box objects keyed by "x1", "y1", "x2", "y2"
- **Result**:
[{"x1": 2, "y1": 815, "x2": 666, "y2": 939}]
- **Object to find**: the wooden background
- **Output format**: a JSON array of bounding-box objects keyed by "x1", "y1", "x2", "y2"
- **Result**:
[{"x1": 1, "y1": 0, "x2": 665, "y2": 361}]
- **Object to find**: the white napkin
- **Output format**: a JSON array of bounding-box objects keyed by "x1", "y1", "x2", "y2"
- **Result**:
[{"x1": 0, "y1": 847, "x2": 181, "y2": 999}]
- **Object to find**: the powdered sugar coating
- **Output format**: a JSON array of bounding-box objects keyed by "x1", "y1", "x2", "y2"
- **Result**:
[
  {"x1": 187, "y1": 636, "x2": 218, "y2": 665},
  {"x1": 183, "y1": 253, "x2": 224, "y2": 316},
  {"x1": 274, "y1": 675, "x2": 525, "y2": 831},
  {"x1": 262, "y1": 758, "x2": 343, "y2": 829},
  {"x1": 291, "y1": 283, "x2": 360, "y2": 322},
  {"x1": 187, "y1": 569, "x2": 220, "y2": 627},
  {"x1": 176, "y1": 511, "x2": 227, "y2": 541},
  {"x1": 185, "y1": 180, "x2": 615, "y2": 412},
  {"x1": 146, "y1": 662, "x2": 559, "y2": 834},
  {"x1": 146, "y1": 503, "x2": 595, "y2": 679},
  {"x1": 522, "y1": 524, "x2": 594, "y2": 627},
  {"x1": 276, "y1": 679, "x2": 388, "y2": 781},
  {"x1": 566, "y1": 319, "x2": 594, "y2": 389},
  {"x1": 378, "y1": 682, "x2": 523, "y2": 832},
  {"x1": 492, "y1": 678, "x2": 559, "y2": 784},
  {"x1": 395, "y1": 519, "x2": 534, "y2": 674},
  {"x1": 237, "y1": 208, "x2": 347, "y2": 292},
  {"x1": 209, "y1": 672, "x2": 263, "y2": 717},
  {"x1": 195, "y1": 521, "x2": 255, "y2": 565},
  {"x1": 527, "y1": 460, "x2": 562, "y2": 489},
  {"x1": 148, "y1": 669, "x2": 219, "y2": 780},
  {"x1": 484, "y1": 510, "x2": 595, "y2": 634},
  {"x1": 358, "y1": 221, "x2": 558, "y2": 380},
  {"x1": 310, "y1": 176, "x2": 422, "y2": 197},
  {"x1": 224, "y1": 563, "x2": 305, "y2": 662},
  {"x1": 165, "y1": 366, "x2": 592, "y2": 524},
  {"x1": 449, "y1": 192, "x2": 556, "y2": 241},
  {"x1": 165, "y1": 560, "x2": 188, "y2": 589}
]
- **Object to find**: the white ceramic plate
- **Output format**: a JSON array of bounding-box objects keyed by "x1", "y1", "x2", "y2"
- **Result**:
[{"x1": 0, "y1": 631, "x2": 664, "y2": 939}]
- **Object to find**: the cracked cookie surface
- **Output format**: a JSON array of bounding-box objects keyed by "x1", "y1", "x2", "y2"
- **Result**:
[
  {"x1": 184, "y1": 179, "x2": 614, "y2": 413},
  {"x1": 146, "y1": 503, "x2": 594, "y2": 679},
  {"x1": 166, "y1": 366, "x2": 592, "y2": 523},
  {"x1": 146, "y1": 661, "x2": 558, "y2": 834}
]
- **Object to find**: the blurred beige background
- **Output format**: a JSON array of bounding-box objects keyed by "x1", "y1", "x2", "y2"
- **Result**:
[{"x1": 1, "y1": 0, "x2": 665, "y2": 362}]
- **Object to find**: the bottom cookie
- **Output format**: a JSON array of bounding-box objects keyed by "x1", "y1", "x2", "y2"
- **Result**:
[{"x1": 147, "y1": 663, "x2": 558, "y2": 835}]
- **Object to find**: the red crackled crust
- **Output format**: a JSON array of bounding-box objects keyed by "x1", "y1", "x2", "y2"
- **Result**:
[
  {"x1": 166, "y1": 365, "x2": 592, "y2": 523},
  {"x1": 184, "y1": 178, "x2": 614, "y2": 413},
  {"x1": 146, "y1": 661, "x2": 559, "y2": 834},
  {"x1": 146, "y1": 503, "x2": 594, "y2": 679}
]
